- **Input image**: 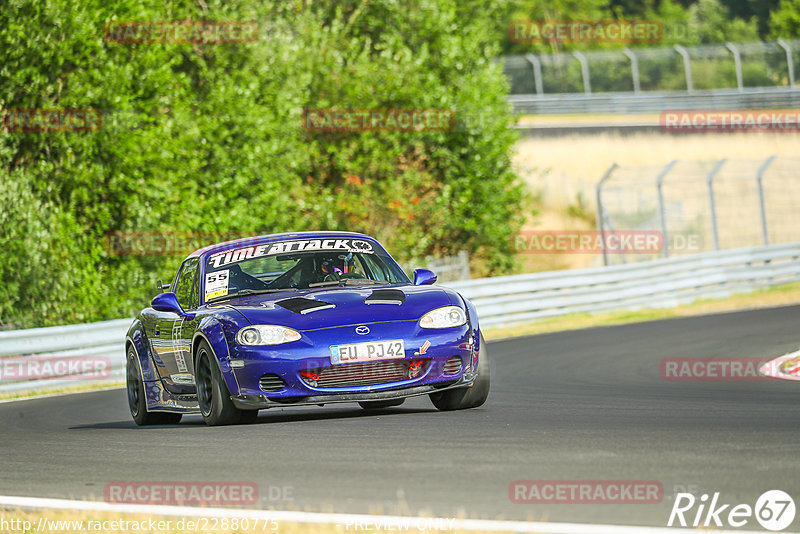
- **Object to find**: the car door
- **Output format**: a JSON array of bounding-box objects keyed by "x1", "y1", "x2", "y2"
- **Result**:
[{"x1": 151, "y1": 257, "x2": 200, "y2": 395}]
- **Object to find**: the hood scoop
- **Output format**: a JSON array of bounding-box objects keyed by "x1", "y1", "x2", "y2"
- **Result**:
[
  {"x1": 364, "y1": 289, "x2": 406, "y2": 306},
  {"x1": 276, "y1": 297, "x2": 336, "y2": 315}
]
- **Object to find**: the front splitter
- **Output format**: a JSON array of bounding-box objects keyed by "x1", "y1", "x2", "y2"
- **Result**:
[{"x1": 230, "y1": 373, "x2": 477, "y2": 410}]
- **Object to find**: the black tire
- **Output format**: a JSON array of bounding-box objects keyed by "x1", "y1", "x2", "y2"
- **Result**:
[
  {"x1": 358, "y1": 398, "x2": 406, "y2": 410},
  {"x1": 429, "y1": 333, "x2": 490, "y2": 411},
  {"x1": 127, "y1": 347, "x2": 182, "y2": 426},
  {"x1": 196, "y1": 340, "x2": 246, "y2": 426}
]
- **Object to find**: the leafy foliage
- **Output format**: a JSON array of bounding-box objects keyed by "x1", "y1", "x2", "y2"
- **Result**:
[
  {"x1": 770, "y1": 0, "x2": 800, "y2": 37},
  {"x1": 0, "y1": 0, "x2": 524, "y2": 327},
  {"x1": 500, "y1": 0, "x2": 777, "y2": 55}
]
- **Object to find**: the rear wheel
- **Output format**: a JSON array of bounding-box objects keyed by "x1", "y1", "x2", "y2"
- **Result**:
[
  {"x1": 196, "y1": 341, "x2": 248, "y2": 426},
  {"x1": 429, "y1": 333, "x2": 490, "y2": 411},
  {"x1": 127, "y1": 347, "x2": 182, "y2": 426},
  {"x1": 358, "y1": 399, "x2": 405, "y2": 410}
]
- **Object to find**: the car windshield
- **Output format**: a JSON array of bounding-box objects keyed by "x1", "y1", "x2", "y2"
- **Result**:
[{"x1": 202, "y1": 238, "x2": 408, "y2": 302}]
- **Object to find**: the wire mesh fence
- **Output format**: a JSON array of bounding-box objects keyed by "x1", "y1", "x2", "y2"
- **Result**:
[
  {"x1": 504, "y1": 40, "x2": 800, "y2": 95},
  {"x1": 596, "y1": 155, "x2": 800, "y2": 265}
]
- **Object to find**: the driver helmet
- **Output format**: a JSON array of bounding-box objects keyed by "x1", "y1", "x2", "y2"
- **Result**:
[{"x1": 320, "y1": 252, "x2": 355, "y2": 275}]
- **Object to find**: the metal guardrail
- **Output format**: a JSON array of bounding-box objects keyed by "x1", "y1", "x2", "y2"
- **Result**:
[
  {"x1": 1, "y1": 242, "x2": 798, "y2": 393},
  {"x1": 508, "y1": 86, "x2": 800, "y2": 115},
  {"x1": 0, "y1": 319, "x2": 130, "y2": 394},
  {"x1": 447, "y1": 242, "x2": 800, "y2": 327}
]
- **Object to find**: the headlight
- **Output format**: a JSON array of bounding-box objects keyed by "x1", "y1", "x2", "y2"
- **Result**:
[
  {"x1": 419, "y1": 306, "x2": 467, "y2": 329},
  {"x1": 236, "y1": 325, "x2": 301, "y2": 346}
]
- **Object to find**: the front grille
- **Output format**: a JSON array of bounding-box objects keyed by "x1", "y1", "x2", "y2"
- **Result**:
[
  {"x1": 443, "y1": 356, "x2": 462, "y2": 375},
  {"x1": 301, "y1": 359, "x2": 430, "y2": 388},
  {"x1": 259, "y1": 374, "x2": 287, "y2": 392}
]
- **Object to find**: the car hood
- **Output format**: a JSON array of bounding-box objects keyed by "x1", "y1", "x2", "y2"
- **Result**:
[{"x1": 210, "y1": 284, "x2": 459, "y2": 331}]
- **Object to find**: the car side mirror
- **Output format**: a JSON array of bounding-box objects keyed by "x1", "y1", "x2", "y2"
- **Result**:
[
  {"x1": 151, "y1": 292, "x2": 194, "y2": 319},
  {"x1": 156, "y1": 279, "x2": 171, "y2": 293},
  {"x1": 413, "y1": 268, "x2": 437, "y2": 286}
]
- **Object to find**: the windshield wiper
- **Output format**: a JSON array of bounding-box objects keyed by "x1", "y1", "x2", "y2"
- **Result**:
[
  {"x1": 308, "y1": 278, "x2": 386, "y2": 288},
  {"x1": 341, "y1": 278, "x2": 385, "y2": 285},
  {"x1": 206, "y1": 288, "x2": 296, "y2": 303},
  {"x1": 307, "y1": 280, "x2": 341, "y2": 288}
]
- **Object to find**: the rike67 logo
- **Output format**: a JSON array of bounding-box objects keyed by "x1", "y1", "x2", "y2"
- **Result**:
[{"x1": 668, "y1": 490, "x2": 795, "y2": 531}]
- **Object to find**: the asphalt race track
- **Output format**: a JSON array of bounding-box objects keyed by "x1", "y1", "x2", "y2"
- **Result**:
[{"x1": 2, "y1": 305, "x2": 800, "y2": 528}]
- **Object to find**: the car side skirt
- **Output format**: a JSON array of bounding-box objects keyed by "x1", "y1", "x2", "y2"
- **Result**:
[{"x1": 142, "y1": 379, "x2": 201, "y2": 414}]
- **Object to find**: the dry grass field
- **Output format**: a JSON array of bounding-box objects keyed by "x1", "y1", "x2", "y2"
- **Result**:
[
  {"x1": 514, "y1": 129, "x2": 800, "y2": 208},
  {"x1": 511, "y1": 129, "x2": 800, "y2": 273}
]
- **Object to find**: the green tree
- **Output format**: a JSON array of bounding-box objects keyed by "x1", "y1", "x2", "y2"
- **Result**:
[
  {"x1": 770, "y1": 0, "x2": 800, "y2": 37},
  {"x1": 502, "y1": 0, "x2": 614, "y2": 54},
  {"x1": 688, "y1": 0, "x2": 760, "y2": 43},
  {"x1": 0, "y1": 0, "x2": 524, "y2": 327}
]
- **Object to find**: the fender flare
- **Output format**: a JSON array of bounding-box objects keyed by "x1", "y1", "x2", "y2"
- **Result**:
[
  {"x1": 193, "y1": 318, "x2": 241, "y2": 396},
  {"x1": 125, "y1": 320, "x2": 158, "y2": 382},
  {"x1": 458, "y1": 293, "x2": 482, "y2": 354}
]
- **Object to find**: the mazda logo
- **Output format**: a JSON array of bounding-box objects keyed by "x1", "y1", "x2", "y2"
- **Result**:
[{"x1": 355, "y1": 326, "x2": 370, "y2": 335}]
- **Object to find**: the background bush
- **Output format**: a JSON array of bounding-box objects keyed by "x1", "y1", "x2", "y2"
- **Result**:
[{"x1": 0, "y1": 0, "x2": 524, "y2": 328}]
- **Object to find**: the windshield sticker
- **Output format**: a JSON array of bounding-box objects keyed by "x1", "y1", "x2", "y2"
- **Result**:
[
  {"x1": 205, "y1": 269, "x2": 229, "y2": 300},
  {"x1": 208, "y1": 239, "x2": 374, "y2": 268}
]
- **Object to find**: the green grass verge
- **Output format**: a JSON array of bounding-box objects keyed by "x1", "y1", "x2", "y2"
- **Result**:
[{"x1": 0, "y1": 382, "x2": 125, "y2": 402}]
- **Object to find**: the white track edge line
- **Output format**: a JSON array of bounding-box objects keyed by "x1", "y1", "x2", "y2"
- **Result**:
[{"x1": 0, "y1": 495, "x2": 771, "y2": 534}]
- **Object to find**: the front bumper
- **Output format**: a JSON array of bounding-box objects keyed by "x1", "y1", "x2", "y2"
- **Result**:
[
  {"x1": 230, "y1": 371, "x2": 477, "y2": 410},
  {"x1": 226, "y1": 320, "x2": 478, "y2": 400}
]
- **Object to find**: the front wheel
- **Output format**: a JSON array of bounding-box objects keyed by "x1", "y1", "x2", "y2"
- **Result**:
[
  {"x1": 127, "y1": 347, "x2": 182, "y2": 426},
  {"x1": 196, "y1": 340, "x2": 249, "y2": 426},
  {"x1": 429, "y1": 333, "x2": 490, "y2": 411}
]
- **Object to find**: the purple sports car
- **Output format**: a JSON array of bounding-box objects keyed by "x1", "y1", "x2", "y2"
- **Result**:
[{"x1": 125, "y1": 232, "x2": 489, "y2": 426}]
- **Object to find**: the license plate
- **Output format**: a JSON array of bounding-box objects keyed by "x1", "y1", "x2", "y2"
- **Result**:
[{"x1": 330, "y1": 340, "x2": 405, "y2": 365}]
